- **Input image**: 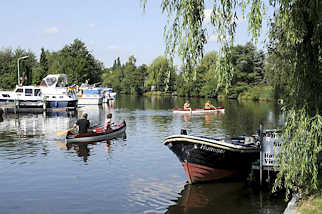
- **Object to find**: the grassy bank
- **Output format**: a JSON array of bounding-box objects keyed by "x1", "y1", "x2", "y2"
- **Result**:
[
  {"x1": 144, "y1": 91, "x2": 175, "y2": 96},
  {"x1": 143, "y1": 85, "x2": 278, "y2": 102},
  {"x1": 238, "y1": 85, "x2": 275, "y2": 101},
  {"x1": 297, "y1": 191, "x2": 322, "y2": 214},
  {"x1": 297, "y1": 173, "x2": 322, "y2": 214},
  {"x1": 217, "y1": 85, "x2": 276, "y2": 102}
]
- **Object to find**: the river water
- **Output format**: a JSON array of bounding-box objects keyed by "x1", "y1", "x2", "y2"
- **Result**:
[{"x1": 0, "y1": 95, "x2": 286, "y2": 214}]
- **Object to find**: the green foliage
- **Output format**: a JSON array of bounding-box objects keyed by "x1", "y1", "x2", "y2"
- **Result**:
[
  {"x1": 175, "y1": 72, "x2": 188, "y2": 96},
  {"x1": 174, "y1": 44, "x2": 266, "y2": 98},
  {"x1": 121, "y1": 56, "x2": 138, "y2": 94},
  {"x1": 263, "y1": 54, "x2": 288, "y2": 99},
  {"x1": 199, "y1": 51, "x2": 219, "y2": 97},
  {"x1": 268, "y1": 0, "x2": 322, "y2": 114},
  {"x1": 297, "y1": 175, "x2": 322, "y2": 214},
  {"x1": 57, "y1": 39, "x2": 103, "y2": 85},
  {"x1": 102, "y1": 56, "x2": 152, "y2": 95},
  {"x1": 0, "y1": 48, "x2": 37, "y2": 89},
  {"x1": 131, "y1": 64, "x2": 148, "y2": 94},
  {"x1": 273, "y1": 108, "x2": 322, "y2": 199},
  {"x1": 44, "y1": 39, "x2": 104, "y2": 85},
  {"x1": 102, "y1": 57, "x2": 124, "y2": 92},
  {"x1": 37, "y1": 47, "x2": 48, "y2": 84},
  {"x1": 239, "y1": 85, "x2": 274, "y2": 101},
  {"x1": 267, "y1": 0, "x2": 322, "y2": 197},
  {"x1": 31, "y1": 63, "x2": 43, "y2": 85},
  {"x1": 227, "y1": 42, "x2": 265, "y2": 98},
  {"x1": 145, "y1": 56, "x2": 176, "y2": 92},
  {"x1": 161, "y1": 0, "x2": 206, "y2": 68},
  {"x1": 175, "y1": 64, "x2": 203, "y2": 97}
]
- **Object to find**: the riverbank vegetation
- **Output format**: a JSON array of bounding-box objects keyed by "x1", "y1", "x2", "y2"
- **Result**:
[
  {"x1": 0, "y1": 40, "x2": 277, "y2": 101},
  {"x1": 297, "y1": 174, "x2": 322, "y2": 214}
]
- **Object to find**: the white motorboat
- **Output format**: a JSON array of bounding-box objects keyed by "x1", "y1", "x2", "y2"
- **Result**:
[
  {"x1": 0, "y1": 86, "x2": 43, "y2": 108},
  {"x1": 103, "y1": 88, "x2": 117, "y2": 103},
  {"x1": 77, "y1": 82, "x2": 103, "y2": 105},
  {"x1": 0, "y1": 74, "x2": 78, "y2": 109},
  {"x1": 40, "y1": 74, "x2": 78, "y2": 109}
]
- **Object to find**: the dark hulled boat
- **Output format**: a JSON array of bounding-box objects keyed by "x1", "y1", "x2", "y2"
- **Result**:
[{"x1": 164, "y1": 131, "x2": 259, "y2": 184}]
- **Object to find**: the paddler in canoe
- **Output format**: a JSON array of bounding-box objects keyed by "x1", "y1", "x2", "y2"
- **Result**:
[
  {"x1": 73, "y1": 112, "x2": 90, "y2": 133},
  {"x1": 204, "y1": 100, "x2": 216, "y2": 110},
  {"x1": 184, "y1": 100, "x2": 192, "y2": 113},
  {"x1": 104, "y1": 113, "x2": 113, "y2": 131}
]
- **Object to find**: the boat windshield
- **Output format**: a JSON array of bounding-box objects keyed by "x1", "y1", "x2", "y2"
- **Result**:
[
  {"x1": 40, "y1": 77, "x2": 57, "y2": 87},
  {"x1": 57, "y1": 76, "x2": 67, "y2": 87},
  {"x1": 47, "y1": 77, "x2": 57, "y2": 87},
  {"x1": 40, "y1": 74, "x2": 68, "y2": 88}
]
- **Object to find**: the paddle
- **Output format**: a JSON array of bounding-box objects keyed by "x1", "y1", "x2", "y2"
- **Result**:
[
  {"x1": 56, "y1": 128, "x2": 74, "y2": 137},
  {"x1": 56, "y1": 120, "x2": 100, "y2": 137}
]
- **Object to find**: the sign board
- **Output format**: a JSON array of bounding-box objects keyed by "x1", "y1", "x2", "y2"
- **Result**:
[{"x1": 262, "y1": 131, "x2": 282, "y2": 167}]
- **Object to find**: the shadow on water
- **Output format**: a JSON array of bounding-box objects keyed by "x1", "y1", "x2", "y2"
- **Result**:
[{"x1": 166, "y1": 181, "x2": 287, "y2": 214}]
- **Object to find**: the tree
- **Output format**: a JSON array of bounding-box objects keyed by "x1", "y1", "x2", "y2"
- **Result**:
[
  {"x1": 266, "y1": 1, "x2": 322, "y2": 198},
  {"x1": 52, "y1": 39, "x2": 104, "y2": 85},
  {"x1": 39, "y1": 48, "x2": 48, "y2": 80},
  {"x1": 227, "y1": 42, "x2": 265, "y2": 98},
  {"x1": 199, "y1": 51, "x2": 219, "y2": 97},
  {"x1": 145, "y1": 56, "x2": 176, "y2": 92},
  {"x1": 131, "y1": 64, "x2": 148, "y2": 95},
  {"x1": 121, "y1": 56, "x2": 137, "y2": 94},
  {"x1": 0, "y1": 48, "x2": 37, "y2": 89},
  {"x1": 143, "y1": 0, "x2": 322, "y2": 199}
]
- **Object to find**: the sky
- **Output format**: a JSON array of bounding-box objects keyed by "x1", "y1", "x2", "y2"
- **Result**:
[{"x1": 0, "y1": 0, "x2": 271, "y2": 68}]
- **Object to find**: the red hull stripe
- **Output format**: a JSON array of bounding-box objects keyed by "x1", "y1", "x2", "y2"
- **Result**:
[{"x1": 182, "y1": 162, "x2": 236, "y2": 184}]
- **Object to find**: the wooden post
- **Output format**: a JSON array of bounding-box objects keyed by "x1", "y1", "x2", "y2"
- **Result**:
[{"x1": 259, "y1": 123, "x2": 263, "y2": 186}]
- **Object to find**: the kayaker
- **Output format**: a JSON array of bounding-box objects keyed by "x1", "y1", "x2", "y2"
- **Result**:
[
  {"x1": 183, "y1": 100, "x2": 192, "y2": 113},
  {"x1": 204, "y1": 100, "x2": 215, "y2": 110},
  {"x1": 73, "y1": 112, "x2": 90, "y2": 133},
  {"x1": 104, "y1": 113, "x2": 113, "y2": 131}
]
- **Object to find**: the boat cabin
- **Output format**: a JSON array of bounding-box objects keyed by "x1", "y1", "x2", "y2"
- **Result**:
[{"x1": 15, "y1": 86, "x2": 42, "y2": 97}]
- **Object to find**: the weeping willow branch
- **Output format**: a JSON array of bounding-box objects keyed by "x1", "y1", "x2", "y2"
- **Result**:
[{"x1": 273, "y1": 107, "x2": 322, "y2": 199}]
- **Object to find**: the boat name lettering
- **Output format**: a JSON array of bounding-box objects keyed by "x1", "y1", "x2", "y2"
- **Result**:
[{"x1": 199, "y1": 144, "x2": 225, "y2": 153}]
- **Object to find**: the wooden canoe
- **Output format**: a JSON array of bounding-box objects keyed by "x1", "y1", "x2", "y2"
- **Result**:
[{"x1": 66, "y1": 120, "x2": 126, "y2": 143}]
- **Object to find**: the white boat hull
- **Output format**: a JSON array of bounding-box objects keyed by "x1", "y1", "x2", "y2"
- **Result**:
[{"x1": 78, "y1": 97, "x2": 103, "y2": 105}]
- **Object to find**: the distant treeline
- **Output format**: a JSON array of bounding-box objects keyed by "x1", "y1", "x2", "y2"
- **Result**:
[{"x1": 0, "y1": 39, "x2": 284, "y2": 100}]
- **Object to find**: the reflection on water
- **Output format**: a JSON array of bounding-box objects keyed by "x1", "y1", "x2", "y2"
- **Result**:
[
  {"x1": 166, "y1": 182, "x2": 286, "y2": 214},
  {"x1": 0, "y1": 107, "x2": 3, "y2": 122},
  {"x1": 67, "y1": 142, "x2": 92, "y2": 162},
  {"x1": 0, "y1": 95, "x2": 286, "y2": 214},
  {"x1": 66, "y1": 140, "x2": 120, "y2": 163}
]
